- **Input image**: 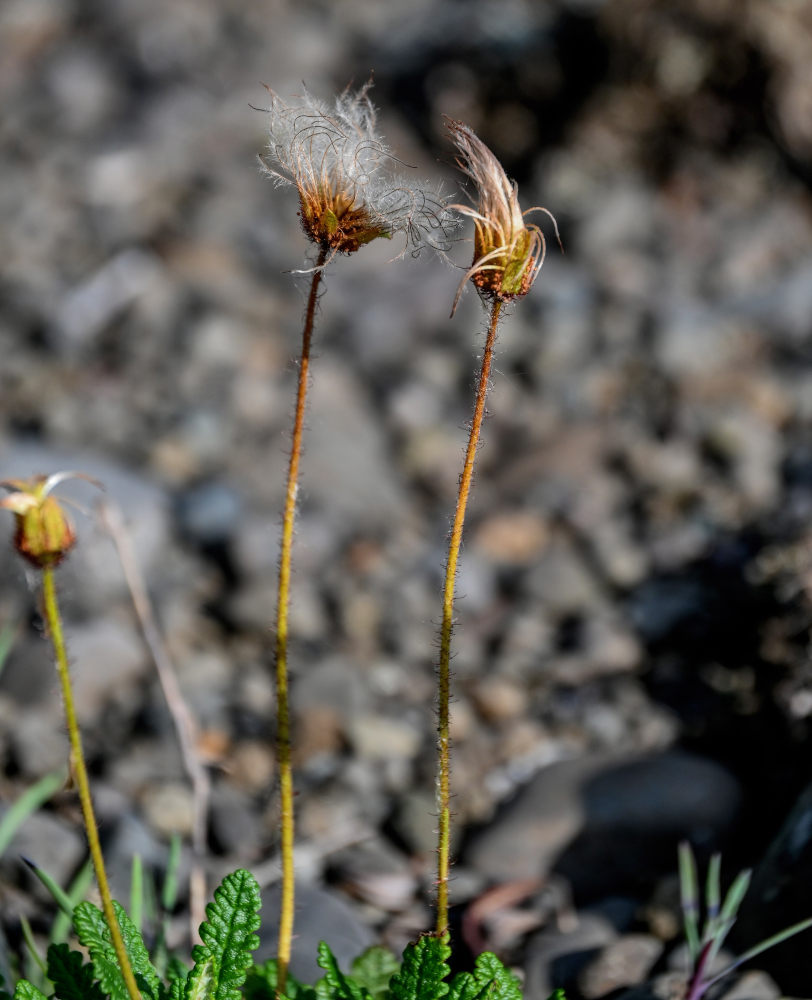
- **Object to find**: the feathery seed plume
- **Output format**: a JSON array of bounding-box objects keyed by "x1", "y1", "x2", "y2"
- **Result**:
[{"x1": 261, "y1": 82, "x2": 453, "y2": 262}]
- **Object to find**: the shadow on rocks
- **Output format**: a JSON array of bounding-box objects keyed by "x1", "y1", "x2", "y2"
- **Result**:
[{"x1": 731, "y1": 779, "x2": 812, "y2": 997}]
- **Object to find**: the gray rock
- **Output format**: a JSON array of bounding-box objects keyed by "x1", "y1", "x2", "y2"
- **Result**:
[
  {"x1": 616, "y1": 971, "x2": 687, "y2": 1000},
  {"x1": 717, "y1": 970, "x2": 781, "y2": 1000},
  {"x1": 578, "y1": 933, "x2": 664, "y2": 998},
  {"x1": 258, "y1": 882, "x2": 374, "y2": 983},
  {"x1": 209, "y1": 781, "x2": 264, "y2": 859},
  {"x1": 328, "y1": 838, "x2": 417, "y2": 912},
  {"x1": 523, "y1": 910, "x2": 618, "y2": 1000},
  {"x1": 175, "y1": 479, "x2": 242, "y2": 547},
  {"x1": 67, "y1": 617, "x2": 148, "y2": 724},
  {"x1": 0, "y1": 809, "x2": 85, "y2": 895},
  {"x1": 465, "y1": 752, "x2": 740, "y2": 890}
]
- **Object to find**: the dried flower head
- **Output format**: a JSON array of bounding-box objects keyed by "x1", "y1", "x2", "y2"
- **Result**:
[
  {"x1": 261, "y1": 81, "x2": 453, "y2": 262},
  {"x1": 1, "y1": 472, "x2": 100, "y2": 569},
  {"x1": 447, "y1": 118, "x2": 561, "y2": 315}
]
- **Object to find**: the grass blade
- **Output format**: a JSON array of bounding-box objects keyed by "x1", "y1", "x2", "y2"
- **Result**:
[
  {"x1": 708, "y1": 869, "x2": 751, "y2": 962},
  {"x1": 22, "y1": 857, "x2": 74, "y2": 917},
  {"x1": 679, "y1": 842, "x2": 700, "y2": 962},
  {"x1": 702, "y1": 853, "x2": 721, "y2": 940},
  {"x1": 0, "y1": 770, "x2": 66, "y2": 857},
  {"x1": 130, "y1": 855, "x2": 143, "y2": 933},
  {"x1": 51, "y1": 858, "x2": 94, "y2": 944},
  {"x1": 705, "y1": 916, "x2": 812, "y2": 989}
]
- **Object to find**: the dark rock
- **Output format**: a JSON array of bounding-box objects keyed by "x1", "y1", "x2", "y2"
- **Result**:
[
  {"x1": 523, "y1": 910, "x2": 618, "y2": 1000},
  {"x1": 465, "y1": 752, "x2": 740, "y2": 898},
  {"x1": 732, "y1": 780, "x2": 812, "y2": 996},
  {"x1": 578, "y1": 932, "x2": 664, "y2": 998},
  {"x1": 175, "y1": 480, "x2": 242, "y2": 548},
  {"x1": 258, "y1": 882, "x2": 374, "y2": 983}
]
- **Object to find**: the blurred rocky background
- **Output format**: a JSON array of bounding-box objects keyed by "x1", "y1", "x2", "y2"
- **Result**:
[{"x1": 2, "y1": 0, "x2": 812, "y2": 996}]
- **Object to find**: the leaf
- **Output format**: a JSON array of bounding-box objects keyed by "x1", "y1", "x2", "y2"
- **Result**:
[
  {"x1": 546, "y1": 991, "x2": 567, "y2": 1000},
  {"x1": 113, "y1": 901, "x2": 163, "y2": 1000},
  {"x1": 166, "y1": 959, "x2": 188, "y2": 986},
  {"x1": 12, "y1": 984, "x2": 49, "y2": 1000},
  {"x1": 185, "y1": 869, "x2": 261, "y2": 1000},
  {"x1": 185, "y1": 956, "x2": 216, "y2": 1000},
  {"x1": 390, "y1": 936, "x2": 451, "y2": 1000},
  {"x1": 73, "y1": 901, "x2": 129, "y2": 1000},
  {"x1": 351, "y1": 947, "x2": 400, "y2": 1000},
  {"x1": 316, "y1": 942, "x2": 370, "y2": 1000},
  {"x1": 448, "y1": 972, "x2": 483, "y2": 1000},
  {"x1": 471, "y1": 953, "x2": 521, "y2": 1000},
  {"x1": 245, "y1": 960, "x2": 316, "y2": 1000},
  {"x1": 47, "y1": 943, "x2": 105, "y2": 1000}
]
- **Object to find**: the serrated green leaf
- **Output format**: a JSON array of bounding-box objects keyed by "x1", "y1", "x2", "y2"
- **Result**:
[
  {"x1": 350, "y1": 947, "x2": 400, "y2": 1000},
  {"x1": 47, "y1": 942, "x2": 105, "y2": 1000},
  {"x1": 546, "y1": 991, "x2": 567, "y2": 1000},
  {"x1": 12, "y1": 983, "x2": 48, "y2": 1000},
  {"x1": 448, "y1": 972, "x2": 484, "y2": 1000},
  {"x1": 245, "y1": 960, "x2": 316, "y2": 1000},
  {"x1": 113, "y1": 901, "x2": 163, "y2": 1000},
  {"x1": 73, "y1": 900, "x2": 129, "y2": 1000},
  {"x1": 185, "y1": 956, "x2": 216, "y2": 1000},
  {"x1": 166, "y1": 959, "x2": 188, "y2": 986},
  {"x1": 390, "y1": 936, "x2": 450, "y2": 1000},
  {"x1": 316, "y1": 942, "x2": 370, "y2": 1000},
  {"x1": 185, "y1": 869, "x2": 261, "y2": 1000},
  {"x1": 169, "y1": 978, "x2": 185, "y2": 1000},
  {"x1": 471, "y1": 953, "x2": 521, "y2": 1000}
]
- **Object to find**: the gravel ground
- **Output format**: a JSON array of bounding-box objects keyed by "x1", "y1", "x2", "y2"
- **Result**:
[{"x1": 2, "y1": 0, "x2": 812, "y2": 996}]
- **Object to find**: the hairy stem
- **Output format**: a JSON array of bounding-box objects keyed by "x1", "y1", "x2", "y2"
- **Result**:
[
  {"x1": 41, "y1": 566, "x2": 142, "y2": 1000},
  {"x1": 275, "y1": 245, "x2": 327, "y2": 994},
  {"x1": 436, "y1": 298, "x2": 502, "y2": 936}
]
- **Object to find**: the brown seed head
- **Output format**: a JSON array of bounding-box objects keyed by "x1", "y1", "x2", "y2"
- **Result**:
[
  {"x1": 261, "y1": 82, "x2": 454, "y2": 262},
  {"x1": 446, "y1": 119, "x2": 561, "y2": 315},
  {"x1": 1, "y1": 473, "x2": 100, "y2": 569}
]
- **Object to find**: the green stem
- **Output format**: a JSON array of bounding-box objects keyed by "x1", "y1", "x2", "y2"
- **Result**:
[
  {"x1": 41, "y1": 566, "x2": 142, "y2": 1000},
  {"x1": 435, "y1": 298, "x2": 502, "y2": 936},
  {"x1": 274, "y1": 245, "x2": 328, "y2": 994}
]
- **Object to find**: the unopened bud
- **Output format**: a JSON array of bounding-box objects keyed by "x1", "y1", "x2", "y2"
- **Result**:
[{"x1": 1, "y1": 473, "x2": 100, "y2": 569}]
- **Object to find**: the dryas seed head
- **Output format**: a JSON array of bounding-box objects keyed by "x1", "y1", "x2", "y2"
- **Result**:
[
  {"x1": 261, "y1": 81, "x2": 454, "y2": 261},
  {"x1": 446, "y1": 118, "x2": 561, "y2": 315}
]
